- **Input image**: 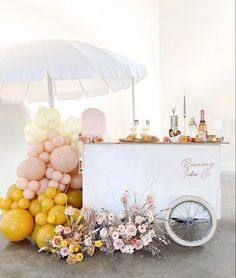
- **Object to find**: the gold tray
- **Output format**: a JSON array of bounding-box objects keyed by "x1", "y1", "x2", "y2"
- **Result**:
[{"x1": 119, "y1": 137, "x2": 160, "y2": 143}]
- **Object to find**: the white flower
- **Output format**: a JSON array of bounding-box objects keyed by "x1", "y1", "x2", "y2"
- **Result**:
[
  {"x1": 64, "y1": 207, "x2": 76, "y2": 216},
  {"x1": 121, "y1": 245, "x2": 134, "y2": 254},
  {"x1": 148, "y1": 229, "x2": 156, "y2": 238},
  {"x1": 84, "y1": 238, "x2": 92, "y2": 247},
  {"x1": 135, "y1": 216, "x2": 144, "y2": 225},
  {"x1": 112, "y1": 231, "x2": 120, "y2": 240},
  {"x1": 96, "y1": 212, "x2": 106, "y2": 224},
  {"x1": 141, "y1": 236, "x2": 149, "y2": 247},
  {"x1": 55, "y1": 225, "x2": 64, "y2": 234},
  {"x1": 108, "y1": 213, "x2": 115, "y2": 221},
  {"x1": 99, "y1": 228, "x2": 108, "y2": 239},
  {"x1": 125, "y1": 224, "x2": 137, "y2": 237},
  {"x1": 113, "y1": 239, "x2": 125, "y2": 250},
  {"x1": 60, "y1": 247, "x2": 70, "y2": 257},
  {"x1": 118, "y1": 224, "x2": 125, "y2": 234},
  {"x1": 146, "y1": 211, "x2": 154, "y2": 223}
]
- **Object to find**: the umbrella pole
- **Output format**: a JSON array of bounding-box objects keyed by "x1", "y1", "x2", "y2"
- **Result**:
[
  {"x1": 47, "y1": 72, "x2": 54, "y2": 108},
  {"x1": 131, "y1": 77, "x2": 136, "y2": 123}
]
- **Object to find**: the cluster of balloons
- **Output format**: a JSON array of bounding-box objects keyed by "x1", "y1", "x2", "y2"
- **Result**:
[
  {"x1": 24, "y1": 107, "x2": 81, "y2": 150},
  {"x1": 0, "y1": 106, "x2": 83, "y2": 248},
  {"x1": 0, "y1": 185, "x2": 82, "y2": 248},
  {"x1": 16, "y1": 129, "x2": 81, "y2": 200}
]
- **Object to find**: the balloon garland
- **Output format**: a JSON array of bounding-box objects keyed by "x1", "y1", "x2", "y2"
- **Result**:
[{"x1": 0, "y1": 107, "x2": 82, "y2": 247}]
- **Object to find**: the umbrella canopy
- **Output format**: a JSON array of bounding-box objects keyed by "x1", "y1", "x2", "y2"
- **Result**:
[{"x1": 0, "y1": 39, "x2": 147, "y2": 120}]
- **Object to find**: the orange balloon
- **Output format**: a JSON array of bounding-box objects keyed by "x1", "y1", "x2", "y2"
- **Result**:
[
  {"x1": 17, "y1": 157, "x2": 46, "y2": 181},
  {"x1": 66, "y1": 189, "x2": 82, "y2": 209}
]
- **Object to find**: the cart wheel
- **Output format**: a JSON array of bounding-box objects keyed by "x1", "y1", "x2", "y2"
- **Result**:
[{"x1": 165, "y1": 195, "x2": 217, "y2": 247}]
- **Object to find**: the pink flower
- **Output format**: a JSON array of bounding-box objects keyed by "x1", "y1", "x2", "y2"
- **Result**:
[
  {"x1": 60, "y1": 247, "x2": 70, "y2": 257},
  {"x1": 131, "y1": 203, "x2": 140, "y2": 212},
  {"x1": 65, "y1": 207, "x2": 76, "y2": 216},
  {"x1": 134, "y1": 239, "x2": 143, "y2": 250},
  {"x1": 120, "y1": 196, "x2": 128, "y2": 204},
  {"x1": 63, "y1": 227, "x2": 72, "y2": 235},
  {"x1": 113, "y1": 239, "x2": 125, "y2": 250},
  {"x1": 147, "y1": 195, "x2": 154, "y2": 205},
  {"x1": 96, "y1": 212, "x2": 106, "y2": 224},
  {"x1": 125, "y1": 224, "x2": 137, "y2": 237},
  {"x1": 138, "y1": 224, "x2": 146, "y2": 234}
]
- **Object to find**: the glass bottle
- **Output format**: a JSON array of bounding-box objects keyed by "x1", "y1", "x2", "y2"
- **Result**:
[
  {"x1": 198, "y1": 110, "x2": 207, "y2": 140},
  {"x1": 189, "y1": 117, "x2": 197, "y2": 138}
]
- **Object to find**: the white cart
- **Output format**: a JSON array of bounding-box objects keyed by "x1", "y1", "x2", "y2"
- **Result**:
[{"x1": 83, "y1": 142, "x2": 227, "y2": 247}]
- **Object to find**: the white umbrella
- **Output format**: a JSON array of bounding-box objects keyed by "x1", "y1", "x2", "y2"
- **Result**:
[{"x1": 0, "y1": 39, "x2": 147, "y2": 121}]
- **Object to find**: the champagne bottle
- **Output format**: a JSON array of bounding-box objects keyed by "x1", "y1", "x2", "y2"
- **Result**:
[{"x1": 198, "y1": 110, "x2": 207, "y2": 140}]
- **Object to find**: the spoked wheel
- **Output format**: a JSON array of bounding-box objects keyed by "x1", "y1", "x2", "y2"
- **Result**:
[{"x1": 165, "y1": 196, "x2": 217, "y2": 247}]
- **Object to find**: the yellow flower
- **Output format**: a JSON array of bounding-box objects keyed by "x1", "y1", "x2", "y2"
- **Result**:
[
  {"x1": 76, "y1": 253, "x2": 84, "y2": 262},
  {"x1": 74, "y1": 246, "x2": 79, "y2": 253},
  {"x1": 95, "y1": 240, "x2": 103, "y2": 248},
  {"x1": 61, "y1": 240, "x2": 68, "y2": 247},
  {"x1": 69, "y1": 244, "x2": 76, "y2": 253},
  {"x1": 51, "y1": 236, "x2": 63, "y2": 248},
  {"x1": 180, "y1": 135, "x2": 188, "y2": 143},
  {"x1": 47, "y1": 215, "x2": 56, "y2": 224},
  {"x1": 78, "y1": 224, "x2": 84, "y2": 231}
]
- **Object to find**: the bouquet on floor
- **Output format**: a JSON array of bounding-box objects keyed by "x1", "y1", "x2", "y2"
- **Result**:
[{"x1": 40, "y1": 191, "x2": 170, "y2": 264}]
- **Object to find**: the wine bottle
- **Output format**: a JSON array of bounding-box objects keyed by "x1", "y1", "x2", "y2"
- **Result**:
[{"x1": 198, "y1": 110, "x2": 207, "y2": 140}]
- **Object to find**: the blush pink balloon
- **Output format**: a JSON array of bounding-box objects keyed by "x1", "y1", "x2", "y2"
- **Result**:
[
  {"x1": 48, "y1": 180, "x2": 59, "y2": 189},
  {"x1": 23, "y1": 189, "x2": 35, "y2": 200},
  {"x1": 15, "y1": 177, "x2": 29, "y2": 190},
  {"x1": 44, "y1": 140, "x2": 56, "y2": 152},
  {"x1": 27, "y1": 149, "x2": 38, "y2": 158},
  {"x1": 52, "y1": 171, "x2": 63, "y2": 182},
  {"x1": 46, "y1": 167, "x2": 55, "y2": 179},
  {"x1": 64, "y1": 137, "x2": 71, "y2": 145},
  {"x1": 52, "y1": 136, "x2": 64, "y2": 147},
  {"x1": 28, "y1": 180, "x2": 40, "y2": 192},
  {"x1": 61, "y1": 174, "x2": 71, "y2": 185},
  {"x1": 58, "y1": 183, "x2": 66, "y2": 192},
  {"x1": 39, "y1": 152, "x2": 50, "y2": 163},
  {"x1": 17, "y1": 157, "x2": 46, "y2": 181},
  {"x1": 69, "y1": 174, "x2": 82, "y2": 190},
  {"x1": 48, "y1": 130, "x2": 59, "y2": 140},
  {"x1": 50, "y1": 145, "x2": 79, "y2": 173},
  {"x1": 33, "y1": 143, "x2": 45, "y2": 154},
  {"x1": 36, "y1": 178, "x2": 49, "y2": 195}
]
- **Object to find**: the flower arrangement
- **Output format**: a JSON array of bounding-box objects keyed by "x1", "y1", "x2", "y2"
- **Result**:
[{"x1": 40, "y1": 192, "x2": 170, "y2": 264}]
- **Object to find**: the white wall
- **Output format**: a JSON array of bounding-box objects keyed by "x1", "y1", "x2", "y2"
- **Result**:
[
  {"x1": 159, "y1": 0, "x2": 235, "y2": 173},
  {"x1": 0, "y1": 0, "x2": 160, "y2": 195}
]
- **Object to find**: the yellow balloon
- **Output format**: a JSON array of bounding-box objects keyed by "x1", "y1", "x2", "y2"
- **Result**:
[
  {"x1": 35, "y1": 212, "x2": 48, "y2": 226},
  {"x1": 7, "y1": 185, "x2": 17, "y2": 199},
  {"x1": 12, "y1": 189, "x2": 24, "y2": 202},
  {"x1": 29, "y1": 199, "x2": 42, "y2": 217},
  {"x1": 0, "y1": 208, "x2": 34, "y2": 241},
  {"x1": 30, "y1": 224, "x2": 41, "y2": 243},
  {"x1": 1, "y1": 209, "x2": 10, "y2": 215},
  {"x1": 18, "y1": 198, "x2": 30, "y2": 209},
  {"x1": 45, "y1": 188, "x2": 57, "y2": 199},
  {"x1": 54, "y1": 193, "x2": 67, "y2": 205},
  {"x1": 41, "y1": 199, "x2": 54, "y2": 211},
  {"x1": 0, "y1": 197, "x2": 12, "y2": 209},
  {"x1": 11, "y1": 201, "x2": 19, "y2": 209},
  {"x1": 38, "y1": 193, "x2": 47, "y2": 203},
  {"x1": 36, "y1": 223, "x2": 55, "y2": 249},
  {"x1": 66, "y1": 189, "x2": 82, "y2": 209},
  {"x1": 48, "y1": 205, "x2": 66, "y2": 225}
]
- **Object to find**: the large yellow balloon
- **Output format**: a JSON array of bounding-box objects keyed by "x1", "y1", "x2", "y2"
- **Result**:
[
  {"x1": 48, "y1": 205, "x2": 66, "y2": 225},
  {"x1": 36, "y1": 223, "x2": 55, "y2": 248},
  {"x1": 0, "y1": 208, "x2": 34, "y2": 241},
  {"x1": 30, "y1": 224, "x2": 41, "y2": 243},
  {"x1": 66, "y1": 189, "x2": 82, "y2": 209}
]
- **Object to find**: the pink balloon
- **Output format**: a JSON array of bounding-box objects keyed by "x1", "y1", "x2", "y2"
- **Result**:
[
  {"x1": 48, "y1": 130, "x2": 59, "y2": 140},
  {"x1": 69, "y1": 174, "x2": 82, "y2": 190},
  {"x1": 36, "y1": 178, "x2": 49, "y2": 195},
  {"x1": 52, "y1": 171, "x2": 63, "y2": 182},
  {"x1": 50, "y1": 145, "x2": 79, "y2": 173},
  {"x1": 48, "y1": 180, "x2": 59, "y2": 189},
  {"x1": 46, "y1": 167, "x2": 55, "y2": 179},
  {"x1": 33, "y1": 143, "x2": 45, "y2": 154},
  {"x1": 28, "y1": 180, "x2": 40, "y2": 192},
  {"x1": 27, "y1": 149, "x2": 38, "y2": 158},
  {"x1": 58, "y1": 183, "x2": 66, "y2": 192},
  {"x1": 17, "y1": 157, "x2": 46, "y2": 181},
  {"x1": 64, "y1": 137, "x2": 71, "y2": 145},
  {"x1": 61, "y1": 174, "x2": 71, "y2": 185},
  {"x1": 39, "y1": 152, "x2": 50, "y2": 163},
  {"x1": 23, "y1": 188, "x2": 35, "y2": 200},
  {"x1": 15, "y1": 177, "x2": 29, "y2": 190},
  {"x1": 52, "y1": 136, "x2": 64, "y2": 147},
  {"x1": 44, "y1": 140, "x2": 56, "y2": 152}
]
